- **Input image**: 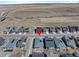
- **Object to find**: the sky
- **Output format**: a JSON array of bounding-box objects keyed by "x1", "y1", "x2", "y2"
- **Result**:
[{"x1": 0, "y1": 0, "x2": 79, "y2": 4}]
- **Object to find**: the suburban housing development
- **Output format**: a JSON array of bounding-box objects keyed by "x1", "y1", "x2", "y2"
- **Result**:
[{"x1": 0, "y1": 3, "x2": 79, "y2": 57}]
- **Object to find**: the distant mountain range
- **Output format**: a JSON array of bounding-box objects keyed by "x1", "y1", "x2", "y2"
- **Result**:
[
  {"x1": 0, "y1": 1, "x2": 17, "y2": 4},
  {"x1": 0, "y1": 1, "x2": 79, "y2": 4}
]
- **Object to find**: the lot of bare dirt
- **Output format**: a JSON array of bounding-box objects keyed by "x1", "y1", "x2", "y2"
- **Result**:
[{"x1": 0, "y1": 4, "x2": 79, "y2": 33}]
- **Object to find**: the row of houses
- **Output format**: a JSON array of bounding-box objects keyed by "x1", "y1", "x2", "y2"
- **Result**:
[
  {"x1": 44, "y1": 36, "x2": 77, "y2": 50},
  {"x1": 32, "y1": 36, "x2": 79, "y2": 57},
  {"x1": 3, "y1": 26, "x2": 79, "y2": 34},
  {"x1": 44, "y1": 37, "x2": 66, "y2": 50},
  {"x1": 3, "y1": 26, "x2": 30, "y2": 34},
  {"x1": 0, "y1": 36, "x2": 27, "y2": 53},
  {"x1": 33, "y1": 36, "x2": 78, "y2": 50},
  {"x1": 35, "y1": 26, "x2": 79, "y2": 34}
]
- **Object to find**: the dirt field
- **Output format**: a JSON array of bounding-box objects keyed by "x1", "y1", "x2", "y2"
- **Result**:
[{"x1": 0, "y1": 4, "x2": 79, "y2": 32}]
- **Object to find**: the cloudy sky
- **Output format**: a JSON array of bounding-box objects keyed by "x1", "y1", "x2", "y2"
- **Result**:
[{"x1": 0, "y1": 0, "x2": 79, "y2": 4}]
